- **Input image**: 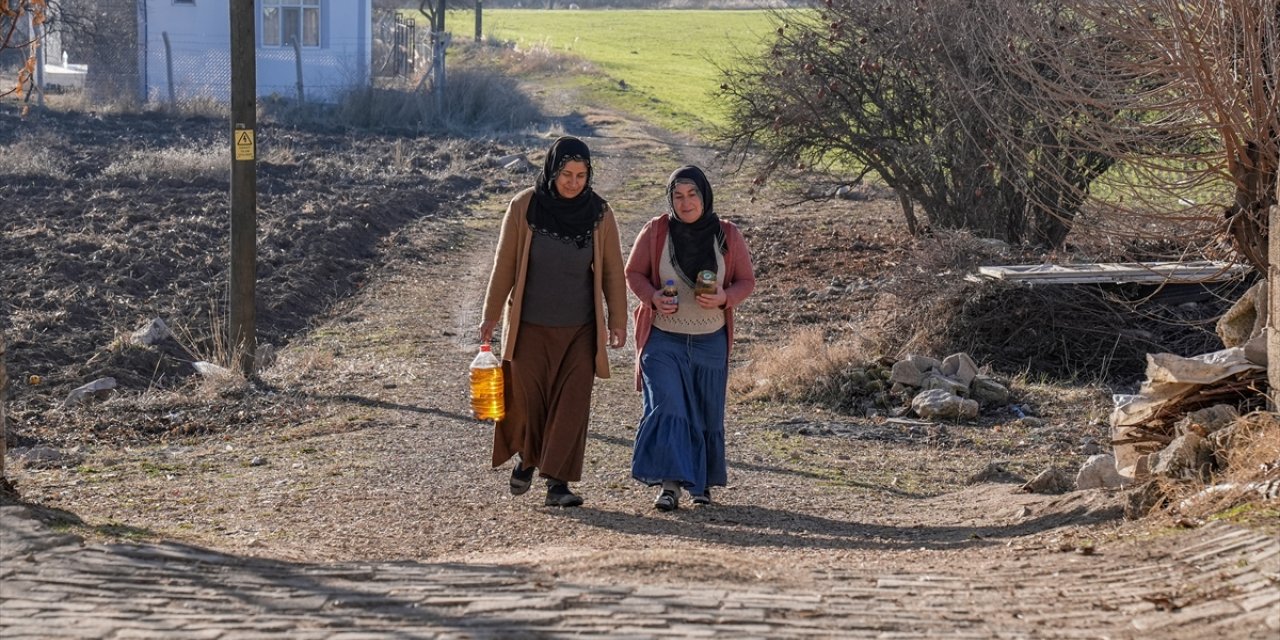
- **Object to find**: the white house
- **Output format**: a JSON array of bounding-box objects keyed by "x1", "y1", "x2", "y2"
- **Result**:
[{"x1": 141, "y1": 0, "x2": 372, "y2": 104}]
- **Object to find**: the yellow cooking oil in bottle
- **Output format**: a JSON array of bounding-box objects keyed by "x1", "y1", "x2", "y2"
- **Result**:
[{"x1": 469, "y1": 345, "x2": 505, "y2": 421}]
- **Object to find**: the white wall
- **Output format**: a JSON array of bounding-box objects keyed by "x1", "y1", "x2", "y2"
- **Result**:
[{"x1": 143, "y1": 0, "x2": 370, "y2": 104}]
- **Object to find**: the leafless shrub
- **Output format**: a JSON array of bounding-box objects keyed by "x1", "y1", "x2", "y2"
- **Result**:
[
  {"x1": 1006, "y1": 0, "x2": 1278, "y2": 271},
  {"x1": 719, "y1": 0, "x2": 1116, "y2": 247}
]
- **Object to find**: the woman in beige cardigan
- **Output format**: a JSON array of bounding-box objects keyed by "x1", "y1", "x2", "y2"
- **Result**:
[{"x1": 479, "y1": 136, "x2": 628, "y2": 507}]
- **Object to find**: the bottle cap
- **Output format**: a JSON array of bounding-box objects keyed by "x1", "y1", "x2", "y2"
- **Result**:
[{"x1": 480, "y1": 345, "x2": 491, "y2": 352}]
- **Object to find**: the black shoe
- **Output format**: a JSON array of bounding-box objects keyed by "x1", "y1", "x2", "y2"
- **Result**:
[
  {"x1": 510, "y1": 461, "x2": 535, "y2": 496},
  {"x1": 545, "y1": 482, "x2": 583, "y2": 507},
  {"x1": 654, "y1": 489, "x2": 679, "y2": 511},
  {"x1": 691, "y1": 490, "x2": 711, "y2": 506}
]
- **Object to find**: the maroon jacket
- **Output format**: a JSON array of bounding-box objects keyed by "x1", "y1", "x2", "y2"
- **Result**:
[{"x1": 624, "y1": 215, "x2": 756, "y2": 390}]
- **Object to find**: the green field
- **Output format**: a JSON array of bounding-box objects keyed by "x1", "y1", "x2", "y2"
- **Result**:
[{"x1": 444, "y1": 9, "x2": 782, "y2": 132}]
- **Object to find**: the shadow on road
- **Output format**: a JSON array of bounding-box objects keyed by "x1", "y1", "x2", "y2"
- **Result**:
[{"x1": 548, "y1": 500, "x2": 1123, "y2": 552}]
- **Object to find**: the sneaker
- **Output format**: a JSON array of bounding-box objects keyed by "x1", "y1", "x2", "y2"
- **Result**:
[
  {"x1": 654, "y1": 489, "x2": 679, "y2": 511},
  {"x1": 545, "y1": 482, "x2": 584, "y2": 507},
  {"x1": 509, "y1": 461, "x2": 535, "y2": 496},
  {"x1": 691, "y1": 490, "x2": 711, "y2": 506}
]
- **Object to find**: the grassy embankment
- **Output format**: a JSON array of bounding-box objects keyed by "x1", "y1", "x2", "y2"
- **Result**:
[{"x1": 438, "y1": 8, "x2": 781, "y2": 134}]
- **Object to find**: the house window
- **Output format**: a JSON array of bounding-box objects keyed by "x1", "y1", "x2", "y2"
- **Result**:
[{"x1": 263, "y1": 0, "x2": 321, "y2": 48}]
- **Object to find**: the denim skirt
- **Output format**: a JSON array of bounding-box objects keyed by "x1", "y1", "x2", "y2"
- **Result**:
[{"x1": 631, "y1": 326, "x2": 728, "y2": 496}]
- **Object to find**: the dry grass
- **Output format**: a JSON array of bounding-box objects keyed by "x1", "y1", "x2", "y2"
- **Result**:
[
  {"x1": 1165, "y1": 412, "x2": 1280, "y2": 523},
  {"x1": 734, "y1": 328, "x2": 894, "y2": 413},
  {"x1": 100, "y1": 143, "x2": 222, "y2": 181},
  {"x1": 268, "y1": 62, "x2": 540, "y2": 134},
  {"x1": 0, "y1": 129, "x2": 71, "y2": 179},
  {"x1": 471, "y1": 37, "x2": 597, "y2": 77}
]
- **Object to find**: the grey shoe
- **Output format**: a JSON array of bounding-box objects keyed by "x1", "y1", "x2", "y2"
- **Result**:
[
  {"x1": 654, "y1": 489, "x2": 678, "y2": 511},
  {"x1": 545, "y1": 482, "x2": 583, "y2": 507}
]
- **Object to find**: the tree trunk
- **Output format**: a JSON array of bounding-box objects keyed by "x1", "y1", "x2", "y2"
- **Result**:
[
  {"x1": 1270, "y1": 203, "x2": 1279, "y2": 409},
  {"x1": 896, "y1": 191, "x2": 920, "y2": 237}
]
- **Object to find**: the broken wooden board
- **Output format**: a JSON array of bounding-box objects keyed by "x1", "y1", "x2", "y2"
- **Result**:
[{"x1": 977, "y1": 261, "x2": 1248, "y2": 285}]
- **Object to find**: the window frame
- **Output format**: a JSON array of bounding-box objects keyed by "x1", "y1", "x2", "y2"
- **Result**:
[{"x1": 262, "y1": 0, "x2": 322, "y2": 49}]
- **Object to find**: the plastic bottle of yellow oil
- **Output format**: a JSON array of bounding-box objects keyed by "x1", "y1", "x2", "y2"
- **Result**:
[{"x1": 469, "y1": 345, "x2": 505, "y2": 421}]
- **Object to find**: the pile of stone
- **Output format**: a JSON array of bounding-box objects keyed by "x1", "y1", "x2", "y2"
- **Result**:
[{"x1": 889, "y1": 352, "x2": 1011, "y2": 420}]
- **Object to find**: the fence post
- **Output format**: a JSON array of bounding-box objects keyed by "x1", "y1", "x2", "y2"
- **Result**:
[
  {"x1": 291, "y1": 36, "x2": 304, "y2": 104},
  {"x1": 31, "y1": 11, "x2": 44, "y2": 108},
  {"x1": 162, "y1": 31, "x2": 176, "y2": 106},
  {"x1": 475, "y1": 0, "x2": 482, "y2": 42}
]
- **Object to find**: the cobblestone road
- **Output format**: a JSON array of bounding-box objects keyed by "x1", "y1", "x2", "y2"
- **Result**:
[{"x1": 2, "y1": 503, "x2": 1276, "y2": 639}]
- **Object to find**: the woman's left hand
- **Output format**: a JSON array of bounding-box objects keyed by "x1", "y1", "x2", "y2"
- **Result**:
[
  {"x1": 696, "y1": 284, "x2": 728, "y2": 309},
  {"x1": 608, "y1": 327, "x2": 626, "y2": 348}
]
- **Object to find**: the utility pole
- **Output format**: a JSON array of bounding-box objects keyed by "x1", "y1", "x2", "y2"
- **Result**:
[{"x1": 229, "y1": 0, "x2": 257, "y2": 377}]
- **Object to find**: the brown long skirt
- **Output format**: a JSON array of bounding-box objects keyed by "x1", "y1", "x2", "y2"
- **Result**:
[{"x1": 491, "y1": 322, "x2": 596, "y2": 482}]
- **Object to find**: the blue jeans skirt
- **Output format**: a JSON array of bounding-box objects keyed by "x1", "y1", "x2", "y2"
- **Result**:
[{"x1": 631, "y1": 326, "x2": 728, "y2": 496}]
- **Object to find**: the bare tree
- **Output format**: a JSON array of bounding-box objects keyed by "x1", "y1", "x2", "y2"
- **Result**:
[
  {"x1": 1029, "y1": 0, "x2": 1280, "y2": 272},
  {"x1": 719, "y1": 0, "x2": 1116, "y2": 246}
]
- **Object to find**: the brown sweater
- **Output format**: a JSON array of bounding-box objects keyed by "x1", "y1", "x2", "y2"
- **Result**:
[{"x1": 482, "y1": 187, "x2": 628, "y2": 378}]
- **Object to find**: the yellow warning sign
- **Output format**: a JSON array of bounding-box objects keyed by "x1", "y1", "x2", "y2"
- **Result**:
[{"x1": 234, "y1": 129, "x2": 255, "y2": 161}]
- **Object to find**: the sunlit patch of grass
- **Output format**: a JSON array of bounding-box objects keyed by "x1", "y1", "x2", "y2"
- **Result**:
[
  {"x1": 0, "y1": 132, "x2": 73, "y2": 179},
  {"x1": 443, "y1": 9, "x2": 780, "y2": 133},
  {"x1": 100, "y1": 142, "x2": 222, "y2": 181}
]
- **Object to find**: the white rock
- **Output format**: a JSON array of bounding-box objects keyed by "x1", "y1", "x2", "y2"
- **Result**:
[
  {"x1": 890, "y1": 359, "x2": 925, "y2": 387},
  {"x1": 940, "y1": 352, "x2": 979, "y2": 387},
  {"x1": 1152, "y1": 432, "x2": 1213, "y2": 479},
  {"x1": 1075, "y1": 454, "x2": 1128, "y2": 490},
  {"x1": 63, "y1": 377, "x2": 117, "y2": 407},
  {"x1": 921, "y1": 373, "x2": 968, "y2": 396},
  {"x1": 129, "y1": 317, "x2": 172, "y2": 345},
  {"x1": 911, "y1": 388, "x2": 978, "y2": 420},
  {"x1": 970, "y1": 376, "x2": 1010, "y2": 405},
  {"x1": 193, "y1": 361, "x2": 233, "y2": 378}
]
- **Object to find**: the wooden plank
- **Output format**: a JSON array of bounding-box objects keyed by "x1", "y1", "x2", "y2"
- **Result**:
[{"x1": 977, "y1": 261, "x2": 1248, "y2": 285}]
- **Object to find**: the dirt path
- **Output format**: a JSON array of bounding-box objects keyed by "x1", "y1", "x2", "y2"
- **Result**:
[{"x1": 5, "y1": 99, "x2": 1278, "y2": 638}]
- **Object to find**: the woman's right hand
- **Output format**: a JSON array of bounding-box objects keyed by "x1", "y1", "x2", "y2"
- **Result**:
[
  {"x1": 652, "y1": 289, "x2": 678, "y2": 315},
  {"x1": 479, "y1": 320, "x2": 497, "y2": 344}
]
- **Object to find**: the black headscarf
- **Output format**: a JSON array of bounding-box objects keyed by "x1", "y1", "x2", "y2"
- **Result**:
[
  {"x1": 666, "y1": 165, "x2": 725, "y2": 286},
  {"x1": 527, "y1": 136, "x2": 606, "y2": 248}
]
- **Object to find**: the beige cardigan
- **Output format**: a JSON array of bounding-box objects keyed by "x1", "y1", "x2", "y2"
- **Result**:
[{"x1": 482, "y1": 187, "x2": 628, "y2": 378}]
